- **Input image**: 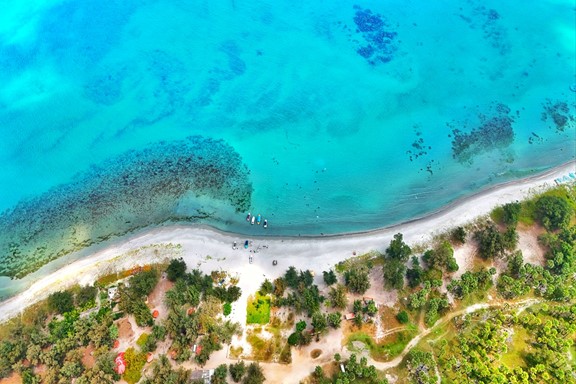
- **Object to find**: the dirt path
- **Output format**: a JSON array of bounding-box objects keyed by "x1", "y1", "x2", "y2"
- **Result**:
[{"x1": 369, "y1": 298, "x2": 540, "y2": 371}]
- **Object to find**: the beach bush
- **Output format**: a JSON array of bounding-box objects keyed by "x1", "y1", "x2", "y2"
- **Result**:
[
  {"x1": 451, "y1": 226, "x2": 467, "y2": 244},
  {"x1": 323, "y1": 270, "x2": 337, "y2": 286}
]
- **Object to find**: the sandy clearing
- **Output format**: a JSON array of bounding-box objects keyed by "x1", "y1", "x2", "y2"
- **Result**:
[
  {"x1": 517, "y1": 226, "x2": 547, "y2": 266},
  {"x1": 0, "y1": 161, "x2": 573, "y2": 326}
]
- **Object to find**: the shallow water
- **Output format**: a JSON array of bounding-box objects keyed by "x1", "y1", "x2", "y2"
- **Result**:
[{"x1": 0, "y1": 0, "x2": 575, "y2": 279}]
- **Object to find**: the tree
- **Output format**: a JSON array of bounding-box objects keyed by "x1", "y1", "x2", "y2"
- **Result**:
[
  {"x1": 406, "y1": 350, "x2": 436, "y2": 384},
  {"x1": 314, "y1": 365, "x2": 325, "y2": 379},
  {"x1": 396, "y1": 310, "x2": 409, "y2": 324},
  {"x1": 311, "y1": 312, "x2": 328, "y2": 334},
  {"x1": 211, "y1": 365, "x2": 228, "y2": 384},
  {"x1": 287, "y1": 332, "x2": 300, "y2": 346},
  {"x1": 353, "y1": 299, "x2": 363, "y2": 314},
  {"x1": 166, "y1": 258, "x2": 187, "y2": 282},
  {"x1": 48, "y1": 291, "x2": 74, "y2": 314},
  {"x1": 273, "y1": 277, "x2": 286, "y2": 297},
  {"x1": 165, "y1": 279, "x2": 200, "y2": 309},
  {"x1": 451, "y1": 226, "x2": 467, "y2": 244},
  {"x1": 296, "y1": 320, "x2": 307, "y2": 333},
  {"x1": 406, "y1": 256, "x2": 423, "y2": 288},
  {"x1": 323, "y1": 270, "x2": 337, "y2": 286},
  {"x1": 383, "y1": 260, "x2": 405, "y2": 290},
  {"x1": 243, "y1": 363, "x2": 265, "y2": 384},
  {"x1": 285, "y1": 267, "x2": 299, "y2": 289},
  {"x1": 229, "y1": 361, "x2": 246, "y2": 383},
  {"x1": 364, "y1": 300, "x2": 377, "y2": 316},
  {"x1": 328, "y1": 284, "x2": 348, "y2": 309},
  {"x1": 386, "y1": 233, "x2": 412, "y2": 262},
  {"x1": 474, "y1": 224, "x2": 516, "y2": 259},
  {"x1": 327, "y1": 312, "x2": 342, "y2": 328},
  {"x1": 502, "y1": 202, "x2": 522, "y2": 226},
  {"x1": 141, "y1": 354, "x2": 189, "y2": 384},
  {"x1": 76, "y1": 285, "x2": 97, "y2": 308},
  {"x1": 259, "y1": 279, "x2": 273, "y2": 295},
  {"x1": 130, "y1": 269, "x2": 160, "y2": 297},
  {"x1": 344, "y1": 268, "x2": 370, "y2": 294},
  {"x1": 536, "y1": 195, "x2": 572, "y2": 231}
]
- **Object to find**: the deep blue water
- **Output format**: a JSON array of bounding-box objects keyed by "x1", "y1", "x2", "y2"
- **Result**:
[{"x1": 0, "y1": 0, "x2": 574, "y2": 282}]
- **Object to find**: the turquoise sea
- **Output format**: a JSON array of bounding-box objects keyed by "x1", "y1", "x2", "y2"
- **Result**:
[{"x1": 0, "y1": 0, "x2": 574, "y2": 288}]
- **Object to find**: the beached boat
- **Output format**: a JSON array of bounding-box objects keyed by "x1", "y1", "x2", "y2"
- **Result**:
[
  {"x1": 251, "y1": 216, "x2": 255, "y2": 225},
  {"x1": 256, "y1": 214, "x2": 262, "y2": 225},
  {"x1": 246, "y1": 213, "x2": 251, "y2": 222},
  {"x1": 263, "y1": 219, "x2": 268, "y2": 228},
  {"x1": 244, "y1": 240, "x2": 249, "y2": 249}
]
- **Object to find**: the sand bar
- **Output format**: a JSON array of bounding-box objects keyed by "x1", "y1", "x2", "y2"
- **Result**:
[{"x1": 0, "y1": 160, "x2": 574, "y2": 324}]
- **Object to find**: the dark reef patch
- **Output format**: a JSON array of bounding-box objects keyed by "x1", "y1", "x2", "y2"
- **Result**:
[
  {"x1": 459, "y1": 3, "x2": 509, "y2": 55},
  {"x1": 342, "y1": 6, "x2": 398, "y2": 65},
  {"x1": 406, "y1": 126, "x2": 436, "y2": 175},
  {"x1": 83, "y1": 65, "x2": 128, "y2": 105},
  {"x1": 541, "y1": 99, "x2": 575, "y2": 132},
  {"x1": 448, "y1": 103, "x2": 515, "y2": 163},
  {"x1": 0, "y1": 136, "x2": 252, "y2": 279}
]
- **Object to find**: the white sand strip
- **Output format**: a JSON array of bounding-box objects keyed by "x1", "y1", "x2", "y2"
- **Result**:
[{"x1": 0, "y1": 161, "x2": 574, "y2": 324}]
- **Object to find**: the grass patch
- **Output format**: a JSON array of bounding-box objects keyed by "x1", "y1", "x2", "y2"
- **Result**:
[
  {"x1": 246, "y1": 292, "x2": 271, "y2": 325},
  {"x1": 246, "y1": 332, "x2": 275, "y2": 361},
  {"x1": 223, "y1": 302, "x2": 232, "y2": 316},
  {"x1": 347, "y1": 325, "x2": 417, "y2": 362},
  {"x1": 490, "y1": 206, "x2": 504, "y2": 224},
  {"x1": 96, "y1": 272, "x2": 122, "y2": 287},
  {"x1": 229, "y1": 346, "x2": 243, "y2": 359},
  {"x1": 335, "y1": 251, "x2": 382, "y2": 273},
  {"x1": 136, "y1": 333, "x2": 149, "y2": 350},
  {"x1": 501, "y1": 327, "x2": 528, "y2": 368}
]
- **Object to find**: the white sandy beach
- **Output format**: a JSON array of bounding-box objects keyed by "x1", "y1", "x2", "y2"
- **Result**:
[{"x1": 0, "y1": 161, "x2": 574, "y2": 324}]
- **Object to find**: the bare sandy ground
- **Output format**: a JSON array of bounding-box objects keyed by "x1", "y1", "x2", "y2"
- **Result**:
[{"x1": 0, "y1": 161, "x2": 573, "y2": 325}]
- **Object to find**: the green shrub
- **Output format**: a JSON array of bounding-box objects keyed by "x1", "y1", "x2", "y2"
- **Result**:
[{"x1": 396, "y1": 310, "x2": 409, "y2": 324}]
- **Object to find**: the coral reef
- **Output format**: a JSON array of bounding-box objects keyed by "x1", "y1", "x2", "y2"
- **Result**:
[
  {"x1": 0, "y1": 136, "x2": 252, "y2": 279},
  {"x1": 541, "y1": 99, "x2": 575, "y2": 132},
  {"x1": 350, "y1": 5, "x2": 398, "y2": 65},
  {"x1": 449, "y1": 103, "x2": 515, "y2": 163},
  {"x1": 459, "y1": 3, "x2": 509, "y2": 55}
]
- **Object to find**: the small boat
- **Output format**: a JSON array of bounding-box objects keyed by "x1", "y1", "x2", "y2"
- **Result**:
[
  {"x1": 256, "y1": 214, "x2": 262, "y2": 225},
  {"x1": 246, "y1": 213, "x2": 251, "y2": 222},
  {"x1": 232, "y1": 241, "x2": 237, "y2": 250},
  {"x1": 249, "y1": 256, "x2": 253, "y2": 264},
  {"x1": 263, "y1": 219, "x2": 268, "y2": 228},
  {"x1": 251, "y1": 216, "x2": 255, "y2": 225},
  {"x1": 244, "y1": 240, "x2": 249, "y2": 249}
]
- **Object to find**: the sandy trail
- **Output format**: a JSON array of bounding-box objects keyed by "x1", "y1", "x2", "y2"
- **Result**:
[{"x1": 0, "y1": 161, "x2": 573, "y2": 325}]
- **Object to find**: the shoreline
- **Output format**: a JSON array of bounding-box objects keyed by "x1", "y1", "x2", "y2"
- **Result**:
[{"x1": 0, "y1": 160, "x2": 574, "y2": 323}]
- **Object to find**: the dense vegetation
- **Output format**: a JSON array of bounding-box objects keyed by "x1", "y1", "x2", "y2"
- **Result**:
[{"x1": 0, "y1": 259, "x2": 244, "y2": 383}]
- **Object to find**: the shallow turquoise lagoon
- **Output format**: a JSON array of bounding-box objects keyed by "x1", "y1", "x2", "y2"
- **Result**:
[{"x1": 0, "y1": 0, "x2": 574, "y2": 248}]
